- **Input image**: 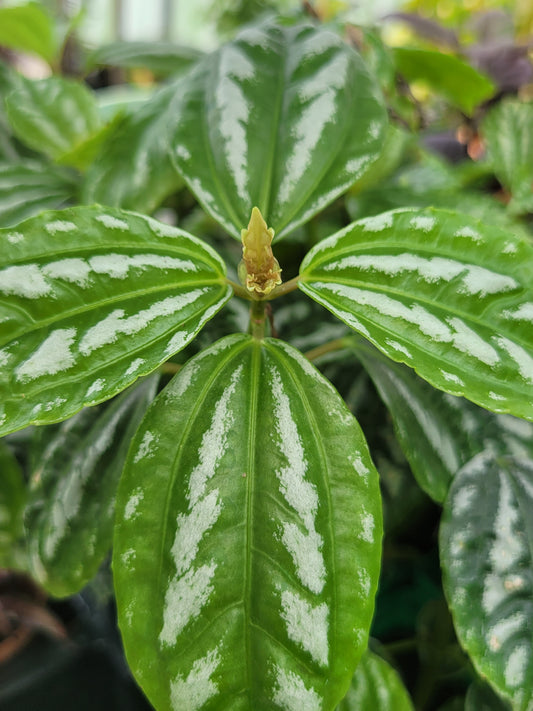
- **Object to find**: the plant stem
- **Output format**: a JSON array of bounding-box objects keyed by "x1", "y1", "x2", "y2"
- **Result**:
[
  {"x1": 249, "y1": 300, "x2": 267, "y2": 340},
  {"x1": 226, "y1": 278, "x2": 252, "y2": 300},
  {"x1": 265, "y1": 276, "x2": 300, "y2": 300},
  {"x1": 304, "y1": 337, "x2": 350, "y2": 362}
]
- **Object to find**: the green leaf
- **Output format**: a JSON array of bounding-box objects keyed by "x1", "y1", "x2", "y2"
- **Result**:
[
  {"x1": 0, "y1": 2, "x2": 57, "y2": 65},
  {"x1": 299, "y1": 207, "x2": 533, "y2": 421},
  {"x1": 465, "y1": 680, "x2": 512, "y2": 711},
  {"x1": 5, "y1": 76, "x2": 101, "y2": 164},
  {"x1": 0, "y1": 440, "x2": 26, "y2": 568},
  {"x1": 393, "y1": 47, "x2": 494, "y2": 116},
  {"x1": 482, "y1": 100, "x2": 533, "y2": 215},
  {"x1": 113, "y1": 334, "x2": 383, "y2": 711},
  {"x1": 336, "y1": 648, "x2": 414, "y2": 710},
  {"x1": 87, "y1": 41, "x2": 204, "y2": 77},
  {"x1": 351, "y1": 338, "x2": 533, "y2": 502},
  {"x1": 82, "y1": 85, "x2": 184, "y2": 213},
  {"x1": 440, "y1": 454, "x2": 533, "y2": 710},
  {"x1": 0, "y1": 206, "x2": 231, "y2": 435},
  {"x1": 168, "y1": 21, "x2": 387, "y2": 240},
  {"x1": 25, "y1": 375, "x2": 158, "y2": 597},
  {"x1": 0, "y1": 160, "x2": 76, "y2": 227}
]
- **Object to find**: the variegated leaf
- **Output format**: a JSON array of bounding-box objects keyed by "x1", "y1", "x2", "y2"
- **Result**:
[
  {"x1": 113, "y1": 334, "x2": 382, "y2": 711},
  {"x1": 0, "y1": 206, "x2": 231, "y2": 435},
  {"x1": 336, "y1": 649, "x2": 414, "y2": 710},
  {"x1": 440, "y1": 454, "x2": 533, "y2": 710},
  {"x1": 351, "y1": 338, "x2": 533, "y2": 502},
  {"x1": 5, "y1": 75, "x2": 101, "y2": 164},
  {"x1": 168, "y1": 21, "x2": 387, "y2": 240},
  {"x1": 299, "y1": 208, "x2": 533, "y2": 421},
  {"x1": 0, "y1": 160, "x2": 76, "y2": 227},
  {"x1": 25, "y1": 376, "x2": 158, "y2": 597}
]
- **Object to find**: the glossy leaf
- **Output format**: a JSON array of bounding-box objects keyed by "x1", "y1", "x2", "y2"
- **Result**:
[
  {"x1": 482, "y1": 100, "x2": 533, "y2": 215},
  {"x1": 5, "y1": 76, "x2": 101, "y2": 164},
  {"x1": 88, "y1": 41, "x2": 204, "y2": 77},
  {"x1": 440, "y1": 454, "x2": 533, "y2": 710},
  {"x1": 113, "y1": 334, "x2": 382, "y2": 711},
  {"x1": 0, "y1": 160, "x2": 76, "y2": 227},
  {"x1": 465, "y1": 680, "x2": 512, "y2": 711},
  {"x1": 0, "y1": 2, "x2": 57, "y2": 65},
  {"x1": 351, "y1": 338, "x2": 533, "y2": 502},
  {"x1": 336, "y1": 649, "x2": 414, "y2": 710},
  {"x1": 393, "y1": 47, "x2": 494, "y2": 116},
  {"x1": 25, "y1": 375, "x2": 158, "y2": 597},
  {"x1": 299, "y1": 208, "x2": 533, "y2": 421},
  {"x1": 168, "y1": 21, "x2": 387, "y2": 240},
  {"x1": 0, "y1": 206, "x2": 231, "y2": 435},
  {"x1": 0, "y1": 440, "x2": 26, "y2": 568},
  {"x1": 82, "y1": 84, "x2": 184, "y2": 213}
]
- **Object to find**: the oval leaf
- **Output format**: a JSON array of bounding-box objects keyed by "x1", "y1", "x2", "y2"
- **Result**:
[
  {"x1": 300, "y1": 208, "x2": 533, "y2": 421},
  {"x1": 113, "y1": 334, "x2": 383, "y2": 710},
  {"x1": 351, "y1": 338, "x2": 533, "y2": 502},
  {"x1": 0, "y1": 206, "x2": 231, "y2": 435},
  {"x1": 5, "y1": 75, "x2": 101, "y2": 162},
  {"x1": 0, "y1": 159, "x2": 76, "y2": 227},
  {"x1": 168, "y1": 21, "x2": 387, "y2": 240},
  {"x1": 440, "y1": 454, "x2": 533, "y2": 710},
  {"x1": 25, "y1": 376, "x2": 158, "y2": 597},
  {"x1": 336, "y1": 648, "x2": 414, "y2": 710}
]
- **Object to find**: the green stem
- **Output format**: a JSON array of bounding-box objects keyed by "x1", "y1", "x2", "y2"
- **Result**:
[
  {"x1": 265, "y1": 276, "x2": 300, "y2": 300},
  {"x1": 226, "y1": 278, "x2": 253, "y2": 301},
  {"x1": 249, "y1": 300, "x2": 267, "y2": 340},
  {"x1": 304, "y1": 337, "x2": 350, "y2": 362}
]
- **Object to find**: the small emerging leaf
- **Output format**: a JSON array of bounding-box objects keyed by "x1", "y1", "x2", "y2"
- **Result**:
[
  {"x1": 0, "y1": 206, "x2": 231, "y2": 435},
  {"x1": 238, "y1": 206, "x2": 281, "y2": 295},
  {"x1": 440, "y1": 454, "x2": 533, "y2": 710},
  {"x1": 300, "y1": 208, "x2": 533, "y2": 421},
  {"x1": 114, "y1": 334, "x2": 382, "y2": 710}
]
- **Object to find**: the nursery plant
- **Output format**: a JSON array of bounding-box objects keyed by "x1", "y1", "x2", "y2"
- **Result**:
[{"x1": 1, "y1": 3, "x2": 533, "y2": 710}]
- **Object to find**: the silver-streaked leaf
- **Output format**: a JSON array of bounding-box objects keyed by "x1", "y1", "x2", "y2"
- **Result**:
[
  {"x1": 5, "y1": 75, "x2": 101, "y2": 163},
  {"x1": 0, "y1": 160, "x2": 76, "y2": 227},
  {"x1": 0, "y1": 206, "x2": 231, "y2": 435},
  {"x1": 169, "y1": 21, "x2": 387, "y2": 240},
  {"x1": 25, "y1": 375, "x2": 158, "y2": 597},
  {"x1": 351, "y1": 338, "x2": 533, "y2": 502},
  {"x1": 113, "y1": 334, "x2": 383, "y2": 711},
  {"x1": 440, "y1": 454, "x2": 533, "y2": 710},
  {"x1": 300, "y1": 207, "x2": 533, "y2": 421},
  {"x1": 336, "y1": 649, "x2": 414, "y2": 710}
]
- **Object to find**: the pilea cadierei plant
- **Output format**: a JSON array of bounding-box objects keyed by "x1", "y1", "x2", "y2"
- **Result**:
[{"x1": 1, "y1": 13, "x2": 533, "y2": 711}]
